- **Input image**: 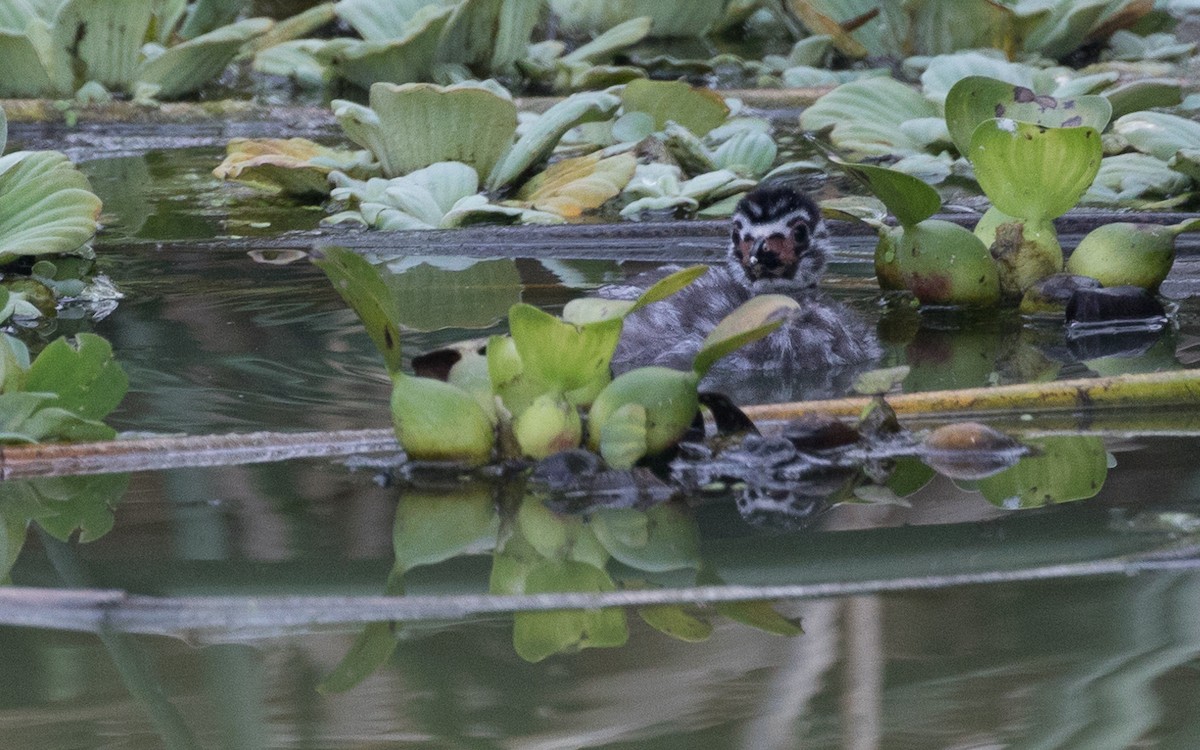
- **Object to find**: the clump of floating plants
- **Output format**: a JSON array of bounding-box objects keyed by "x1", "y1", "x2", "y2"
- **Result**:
[
  {"x1": 805, "y1": 71, "x2": 1200, "y2": 309},
  {"x1": 0, "y1": 106, "x2": 120, "y2": 327},
  {"x1": 215, "y1": 78, "x2": 783, "y2": 224},
  {"x1": 314, "y1": 247, "x2": 795, "y2": 468},
  {"x1": 0, "y1": 0, "x2": 273, "y2": 100}
]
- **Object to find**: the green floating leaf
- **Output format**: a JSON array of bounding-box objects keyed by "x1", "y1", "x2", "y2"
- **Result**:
[
  {"x1": 1103, "y1": 78, "x2": 1183, "y2": 120},
  {"x1": 1083, "y1": 152, "x2": 1193, "y2": 206},
  {"x1": 513, "y1": 560, "x2": 627, "y2": 663},
  {"x1": 800, "y1": 77, "x2": 939, "y2": 157},
  {"x1": 1113, "y1": 110, "x2": 1200, "y2": 162},
  {"x1": 137, "y1": 18, "x2": 273, "y2": 100},
  {"x1": 24, "y1": 334, "x2": 127, "y2": 422},
  {"x1": 895, "y1": 219, "x2": 1000, "y2": 307},
  {"x1": 335, "y1": 80, "x2": 517, "y2": 179},
  {"x1": 588, "y1": 367, "x2": 699, "y2": 458},
  {"x1": 945, "y1": 75, "x2": 1112, "y2": 157},
  {"x1": 54, "y1": 0, "x2": 155, "y2": 90},
  {"x1": 0, "y1": 151, "x2": 101, "y2": 262},
  {"x1": 620, "y1": 79, "x2": 730, "y2": 136},
  {"x1": 597, "y1": 402, "x2": 647, "y2": 470},
  {"x1": 515, "y1": 499, "x2": 608, "y2": 568},
  {"x1": 628, "y1": 265, "x2": 708, "y2": 315},
  {"x1": 331, "y1": 6, "x2": 455, "y2": 90},
  {"x1": 693, "y1": 294, "x2": 798, "y2": 378},
  {"x1": 512, "y1": 393, "x2": 583, "y2": 459},
  {"x1": 829, "y1": 157, "x2": 941, "y2": 228},
  {"x1": 549, "y1": 0, "x2": 725, "y2": 37},
  {"x1": 391, "y1": 373, "x2": 495, "y2": 465},
  {"x1": 975, "y1": 436, "x2": 1107, "y2": 509},
  {"x1": 970, "y1": 119, "x2": 1101, "y2": 222},
  {"x1": 486, "y1": 90, "x2": 620, "y2": 192},
  {"x1": 508, "y1": 303, "x2": 623, "y2": 393},
  {"x1": 311, "y1": 246, "x2": 404, "y2": 374},
  {"x1": 561, "y1": 16, "x2": 653, "y2": 64}
]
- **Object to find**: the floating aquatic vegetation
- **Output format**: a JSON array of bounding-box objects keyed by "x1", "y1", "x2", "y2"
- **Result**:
[
  {"x1": 213, "y1": 137, "x2": 377, "y2": 198},
  {"x1": 619, "y1": 163, "x2": 757, "y2": 219},
  {"x1": 0, "y1": 333, "x2": 128, "y2": 444},
  {"x1": 969, "y1": 119, "x2": 1103, "y2": 297},
  {"x1": 1083, "y1": 152, "x2": 1195, "y2": 206},
  {"x1": 0, "y1": 0, "x2": 272, "y2": 99},
  {"x1": 1066, "y1": 219, "x2": 1200, "y2": 291},
  {"x1": 786, "y1": 0, "x2": 1154, "y2": 60}
]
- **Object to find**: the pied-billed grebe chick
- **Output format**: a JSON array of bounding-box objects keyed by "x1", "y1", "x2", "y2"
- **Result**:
[{"x1": 601, "y1": 185, "x2": 880, "y2": 391}]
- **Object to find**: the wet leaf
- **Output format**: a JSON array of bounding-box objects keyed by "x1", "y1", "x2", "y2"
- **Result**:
[
  {"x1": 514, "y1": 151, "x2": 637, "y2": 218},
  {"x1": 318, "y1": 620, "x2": 400, "y2": 693},
  {"x1": 0, "y1": 151, "x2": 101, "y2": 262},
  {"x1": 487, "y1": 90, "x2": 620, "y2": 191},
  {"x1": 384, "y1": 257, "x2": 522, "y2": 332},
  {"x1": 213, "y1": 137, "x2": 373, "y2": 197},
  {"x1": 975, "y1": 436, "x2": 1108, "y2": 508},
  {"x1": 392, "y1": 485, "x2": 499, "y2": 573},
  {"x1": 829, "y1": 158, "x2": 940, "y2": 228},
  {"x1": 895, "y1": 220, "x2": 1000, "y2": 307},
  {"x1": 596, "y1": 402, "x2": 648, "y2": 469},
  {"x1": 589, "y1": 367, "x2": 700, "y2": 461},
  {"x1": 513, "y1": 560, "x2": 627, "y2": 663},
  {"x1": 694, "y1": 295, "x2": 798, "y2": 378},
  {"x1": 318, "y1": 571, "x2": 405, "y2": 694},
  {"x1": 24, "y1": 334, "x2": 127, "y2": 422},
  {"x1": 945, "y1": 75, "x2": 1112, "y2": 157},
  {"x1": 800, "y1": 77, "x2": 939, "y2": 156},
  {"x1": 311, "y1": 246, "x2": 404, "y2": 374},
  {"x1": 1113, "y1": 110, "x2": 1200, "y2": 162},
  {"x1": 137, "y1": 18, "x2": 273, "y2": 100},
  {"x1": 509, "y1": 303, "x2": 623, "y2": 393},
  {"x1": 620, "y1": 79, "x2": 730, "y2": 136},
  {"x1": 970, "y1": 119, "x2": 1101, "y2": 221},
  {"x1": 335, "y1": 80, "x2": 517, "y2": 179},
  {"x1": 391, "y1": 373, "x2": 495, "y2": 465},
  {"x1": 513, "y1": 394, "x2": 583, "y2": 459},
  {"x1": 1, "y1": 472, "x2": 128, "y2": 543},
  {"x1": 516, "y1": 499, "x2": 608, "y2": 568}
]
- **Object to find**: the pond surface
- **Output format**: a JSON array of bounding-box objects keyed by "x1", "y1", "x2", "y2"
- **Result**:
[{"x1": 2, "y1": 140, "x2": 1200, "y2": 748}]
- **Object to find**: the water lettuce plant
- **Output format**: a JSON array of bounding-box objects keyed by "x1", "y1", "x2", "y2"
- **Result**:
[
  {"x1": 0, "y1": 0, "x2": 273, "y2": 99},
  {"x1": 315, "y1": 246, "x2": 790, "y2": 467}
]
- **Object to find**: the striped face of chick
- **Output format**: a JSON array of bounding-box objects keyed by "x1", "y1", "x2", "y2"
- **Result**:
[{"x1": 729, "y1": 185, "x2": 829, "y2": 287}]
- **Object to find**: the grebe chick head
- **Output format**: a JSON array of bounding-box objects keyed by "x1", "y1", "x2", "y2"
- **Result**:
[{"x1": 729, "y1": 185, "x2": 830, "y2": 288}]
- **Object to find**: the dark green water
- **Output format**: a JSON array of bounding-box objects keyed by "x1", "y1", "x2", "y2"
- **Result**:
[{"x1": 0, "y1": 146, "x2": 1198, "y2": 747}]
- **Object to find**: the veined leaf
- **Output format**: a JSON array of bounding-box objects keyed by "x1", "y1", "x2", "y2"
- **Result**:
[
  {"x1": 336, "y1": 80, "x2": 517, "y2": 179},
  {"x1": 508, "y1": 303, "x2": 623, "y2": 392},
  {"x1": 970, "y1": 119, "x2": 1101, "y2": 221},
  {"x1": 0, "y1": 151, "x2": 101, "y2": 262},
  {"x1": 945, "y1": 75, "x2": 1112, "y2": 157},
  {"x1": 137, "y1": 17, "x2": 273, "y2": 100},
  {"x1": 620, "y1": 79, "x2": 729, "y2": 136}
]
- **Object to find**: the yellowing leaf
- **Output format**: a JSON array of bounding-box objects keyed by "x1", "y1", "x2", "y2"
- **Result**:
[
  {"x1": 213, "y1": 137, "x2": 369, "y2": 196},
  {"x1": 514, "y1": 152, "x2": 636, "y2": 217}
]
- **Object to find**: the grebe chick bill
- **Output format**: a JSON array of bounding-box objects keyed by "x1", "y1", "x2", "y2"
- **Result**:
[{"x1": 600, "y1": 185, "x2": 880, "y2": 388}]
